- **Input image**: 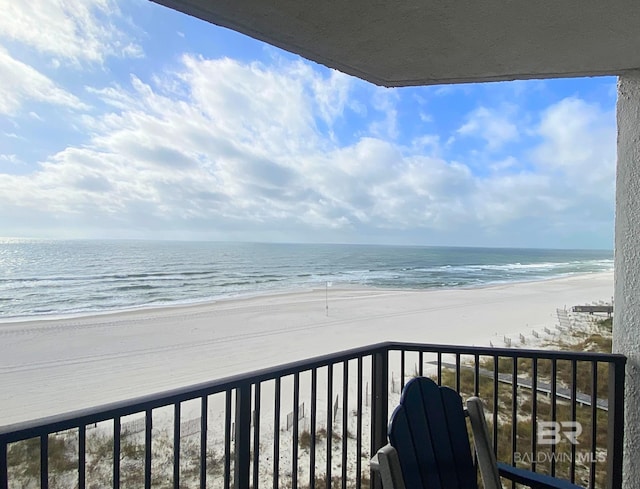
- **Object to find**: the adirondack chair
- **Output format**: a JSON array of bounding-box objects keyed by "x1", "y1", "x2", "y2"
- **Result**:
[{"x1": 370, "y1": 377, "x2": 582, "y2": 489}]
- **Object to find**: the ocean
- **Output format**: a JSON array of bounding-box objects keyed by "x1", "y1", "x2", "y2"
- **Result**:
[{"x1": 0, "y1": 239, "x2": 613, "y2": 321}]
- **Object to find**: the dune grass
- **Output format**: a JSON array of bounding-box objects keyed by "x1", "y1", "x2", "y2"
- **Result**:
[{"x1": 435, "y1": 316, "x2": 612, "y2": 488}]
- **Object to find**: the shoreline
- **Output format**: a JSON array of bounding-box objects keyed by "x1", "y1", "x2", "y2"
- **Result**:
[
  {"x1": 0, "y1": 270, "x2": 613, "y2": 325},
  {"x1": 0, "y1": 271, "x2": 613, "y2": 426}
]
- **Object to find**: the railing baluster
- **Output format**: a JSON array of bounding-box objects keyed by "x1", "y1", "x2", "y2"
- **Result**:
[
  {"x1": 511, "y1": 356, "x2": 518, "y2": 471},
  {"x1": 225, "y1": 391, "x2": 232, "y2": 489},
  {"x1": 455, "y1": 352, "x2": 461, "y2": 392},
  {"x1": 273, "y1": 378, "x2": 281, "y2": 489},
  {"x1": 310, "y1": 368, "x2": 317, "y2": 489},
  {"x1": 356, "y1": 357, "x2": 363, "y2": 489},
  {"x1": 145, "y1": 409, "x2": 152, "y2": 489},
  {"x1": 253, "y1": 383, "x2": 261, "y2": 489},
  {"x1": 570, "y1": 360, "x2": 578, "y2": 483},
  {"x1": 79, "y1": 425, "x2": 86, "y2": 489},
  {"x1": 400, "y1": 350, "x2": 405, "y2": 391},
  {"x1": 1, "y1": 441, "x2": 7, "y2": 489},
  {"x1": 200, "y1": 396, "x2": 208, "y2": 489},
  {"x1": 40, "y1": 434, "x2": 48, "y2": 489},
  {"x1": 473, "y1": 354, "x2": 480, "y2": 396},
  {"x1": 326, "y1": 363, "x2": 333, "y2": 489},
  {"x1": 235, "y1": 383, "x2": 252, "y2": 489},
  {"x1": 292, "y1": 374, "x2": 300, "y2": 489},
  {"x1": 114, "y1": 417, "x2": 121, "y2": 489},
  {"x1": 371, "y1": 349, "x2": 388, "y2": 467},
  {"x1": 437, "y1": 351, "x2": 442, "y2": 384},
  {"x1": 492, "y1": 356, "x2": 498, "y2": 457},
  {"x1": 531, "y1": 357, "x2": 538, "y2": 473},
  {"x1": 174, "y1": 403, "x2": 180, "y2": 489},
  {"x1": 589, "y1": 361, "x2": 597, "y2": 489},
  {"x1": 550, "y1": 359, "x2": 557, "y2": 477},
  {"x1": 342, "y1": 361, "x2": 348, "y2": 489},
  {"x1": 419, "y1": 351, "x2": 424, "y2": 376}
]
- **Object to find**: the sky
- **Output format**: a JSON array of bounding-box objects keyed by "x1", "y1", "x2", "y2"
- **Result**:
[{"x1": 0, "y1": 1, "x2": 617, "y2": 249}]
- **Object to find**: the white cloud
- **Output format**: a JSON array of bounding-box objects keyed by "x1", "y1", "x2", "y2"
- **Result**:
[
  {"x1": 0, "y1": 57, "x2": 463, "y2": 235},
  {"x1": 466, "y1": 97, "x2": 615, "y2": 239},
  {"x1": 0, "y1": 55, "x2": 616, "y2": 247},
  {"x1": 488, "y1": 156, "x2": 519, "y2": 172},
  {"x1": 0, "y1": 154, "x2": 20, "y2": 164},
  {"x1": 534, "y1": 97, "x2": 615, "y2": 188},
  {"x1": 0, "y1": 47, "x2": 88, "y2": 115},
  {"x1": 0, "y1": 0, "x2": 142, "y2": 65},
  {"x1": 368, "y1": 88, "x2": 399, "y2": 140},
  {"x1": 457, "y1": 105, "x2": 519, "y2": 150},
  {"x1": 309, "y1": 68, "x2": 353, "y2": 127}
]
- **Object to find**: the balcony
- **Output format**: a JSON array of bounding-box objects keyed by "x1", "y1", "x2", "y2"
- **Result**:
[{"x1": 0, "y1": 342, "x2": 625, "y2": 489}]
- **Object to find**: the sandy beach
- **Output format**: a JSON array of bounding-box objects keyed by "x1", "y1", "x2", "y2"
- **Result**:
[{"x1": 0, "y1": 272, "x2": 613, "y2": 427}]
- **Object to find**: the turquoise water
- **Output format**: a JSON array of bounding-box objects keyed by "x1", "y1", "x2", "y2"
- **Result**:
[{"x1": 0, "y1": 239, "x2": 613, "y2": 320}]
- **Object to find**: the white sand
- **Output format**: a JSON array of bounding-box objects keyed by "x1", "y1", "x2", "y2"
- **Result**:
[{"x1": 0, "y1": 272, "x2": 613, "y2": 427}]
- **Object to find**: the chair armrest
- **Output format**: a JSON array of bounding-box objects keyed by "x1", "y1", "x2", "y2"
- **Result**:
[
  {"x1": 497, "y1": 462, "x2": 583, "y2": 489},
  {"x1": 370, "y1": 444, "x2": 406, "y2": 489}
]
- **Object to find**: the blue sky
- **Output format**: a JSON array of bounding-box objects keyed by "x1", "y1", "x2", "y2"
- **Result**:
[{"x1": 0, "y1": 1, "x2": 617, "y2": 249}]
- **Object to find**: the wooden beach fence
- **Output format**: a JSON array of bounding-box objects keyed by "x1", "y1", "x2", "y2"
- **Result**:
[
  {"x1": 122, "y1": 417, "x2": 146, "y2": 437},
  {"x1": 572, "y1": 304, "x2": 613, "y2": 316},
  {"x1": 557, "y1": 308, "x2": 572, "y2": 330},
  {"x1": 180, "y1": 417, "x2": 201, "y2": 438},
  {"x1": 286, "y1": 403, "x2": 306, "y2": 431}
]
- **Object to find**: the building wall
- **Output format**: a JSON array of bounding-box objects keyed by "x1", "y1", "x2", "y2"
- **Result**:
[{"x1": 614, "y1": 70, "x2": 640, "y2": 486}]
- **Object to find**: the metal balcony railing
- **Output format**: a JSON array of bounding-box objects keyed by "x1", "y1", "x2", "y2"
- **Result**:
[{"x1": 0, "y1": 342, "x2": 626, "y2": 489}]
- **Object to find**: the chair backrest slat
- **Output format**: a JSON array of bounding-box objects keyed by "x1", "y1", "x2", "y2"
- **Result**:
[
  {"x1": 416, "y1": 378, "x2": 459, "y2": 488},
  {"x1": 388, "y1": 377, "x2": 478, "y2": 489},
  {"x1": 441, "y1": 387, "x2": 478, "y2": 488},
  {"x1": 389, "y1": 407, "x2": 437, "y2": 489}
]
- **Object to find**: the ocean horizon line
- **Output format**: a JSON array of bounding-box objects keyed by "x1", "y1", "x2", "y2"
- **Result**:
[{"x1": 0, "y1": 236, "x2": 614, "y2": 253}]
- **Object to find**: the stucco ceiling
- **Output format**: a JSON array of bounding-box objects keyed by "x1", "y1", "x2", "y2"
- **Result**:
[{"x1": 152, "y1": 0, "x2": 640, "y2": 87}]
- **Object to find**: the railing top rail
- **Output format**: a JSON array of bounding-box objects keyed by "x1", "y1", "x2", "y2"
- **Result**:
[
  {"x1": 0, "y1": 341, "x2": 626, "y2": 444},
  {"x1": 387, "y1": 341, "x2": 627, "y2": 364}
]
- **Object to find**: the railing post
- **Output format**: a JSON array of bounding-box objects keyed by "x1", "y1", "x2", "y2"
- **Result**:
[
  {"x1": 607, "y1": 359, "x2": 626, "y2": 489},
  {"x1": 1, "y1": 441, "x2": 8, "y2": 489},
  {"x1": 234, "y1": 383, "x2": 252, "y2": 489},
  {"x1": 371, "y1": 347, "x2": 389, "y2": 489}
]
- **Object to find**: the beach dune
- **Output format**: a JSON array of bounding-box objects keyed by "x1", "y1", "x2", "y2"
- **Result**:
[{"x1": 0, "y1": 272, "x2": 613, "y2": 426}]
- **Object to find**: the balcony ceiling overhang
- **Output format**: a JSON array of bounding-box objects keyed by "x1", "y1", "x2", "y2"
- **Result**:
[{"x1": 152, "y1": 0, "x2": 640, "y2": 87}]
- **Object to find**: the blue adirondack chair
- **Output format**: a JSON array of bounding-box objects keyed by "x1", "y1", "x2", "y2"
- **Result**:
[{"x1": 371, "y1": 377, "x2": 582, "y2": 489}]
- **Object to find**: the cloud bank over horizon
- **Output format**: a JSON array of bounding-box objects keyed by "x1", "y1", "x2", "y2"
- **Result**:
[{"x1": 0, "y1": 1, "x2": 616, "y2": 249}]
